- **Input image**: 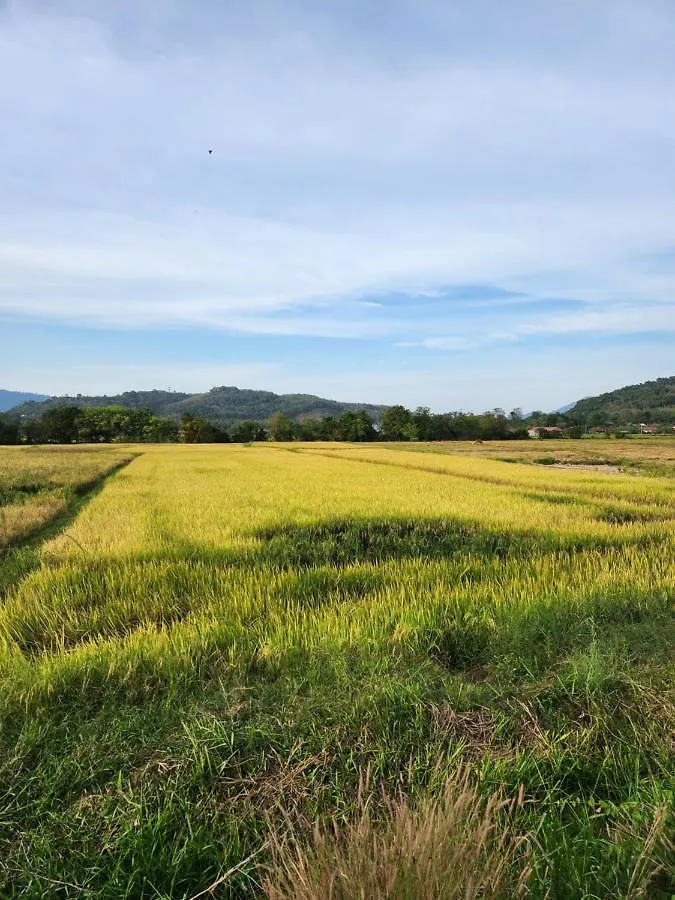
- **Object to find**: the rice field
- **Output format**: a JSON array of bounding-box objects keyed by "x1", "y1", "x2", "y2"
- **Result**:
[
  {"x1": 0, "y1": 446, "x2": 135, "y2": 548},
  {"x1": 0, "y1": 442, "x2": 673, "y2": 898},
  {"x1": 380, "y1": 436, "x2": 675, "y2": 469}
]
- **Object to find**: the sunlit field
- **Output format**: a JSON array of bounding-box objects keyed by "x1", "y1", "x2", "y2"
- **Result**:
[
  {"x1": 0, "y1": 445, "x2": 135, "y2": 548},
  {"x1": 0, "y1": 442, "x2": 673, "y2": 898},
  {"x1": 0, "y1": 446, "x2": 135, "y2": 601},
  {"x1": 379, "y1": 436, "x2": 675, "y2": 476}
]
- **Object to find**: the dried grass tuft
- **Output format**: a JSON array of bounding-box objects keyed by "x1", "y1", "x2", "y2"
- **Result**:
[{"x1": 262, "y1": 767, "x2": 533, "y2": 900}]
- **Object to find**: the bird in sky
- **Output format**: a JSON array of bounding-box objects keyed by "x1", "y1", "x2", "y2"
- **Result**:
[{"x1": 208, "y1": 149, "x2": 213, "y2": 155}]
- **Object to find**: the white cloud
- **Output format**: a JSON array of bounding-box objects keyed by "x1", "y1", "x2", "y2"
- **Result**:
[
  {"x1": 412, "y1": 301, "x2": 675, "y2": 352},
  {"x1": 1, "y1": 0, "x2": 675, "y2": 353},
  {"x1": 519, "y1": 304, "x2": 675, "y2": 338}
]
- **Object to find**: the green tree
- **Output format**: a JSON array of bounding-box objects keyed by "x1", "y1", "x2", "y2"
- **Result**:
[
  {"x1": 335, "y1": 411, "x2": 376, "y2": 442},
  {"x1": 231, "y1": 420, "x2": 267, "y2": 443},
  {"x1": 317, "y1": 417, "x2": 339, "y2": 440},
  {"x1": 0, "y1": 414, "x2": 19, "y2": 444},
  {"x1": 180, "y1": 413, "x2": 212, "y2": 443},
  {"x1": 479, "y1": 410, "x2": 509, "y2": 440},
  {"x1": 268, "y1": 411, "x2": 295, "y2": 441},
  {"x1": 452, "y1": 413, "x2": 482, "y2": 441},
  {"x1": 412, "y1": 407, "x2": 433, "y2": 441},
  {"x1": 40, "y1": 406, "x2": 81, "y2": 443},
  {"x1": 145, "y1": 417, "x2": 180, "y2": 443},
  {"x1": 381, "y1": 405, "x2": 413, "y2": 441},
  {"x1": 296, "y1": 418, "x2": 321, "y2": 441}
]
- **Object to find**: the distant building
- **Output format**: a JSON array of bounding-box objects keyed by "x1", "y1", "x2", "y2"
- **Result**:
[
  {"x1": 639, "y1": 423, "x2": 659, "y2": 434},
  {"x1": 588, "y1": 426, "x2": 606, "y2": 434},
  {"x1": 528, "y1": 426, "x2": 564, "y2": 439}
]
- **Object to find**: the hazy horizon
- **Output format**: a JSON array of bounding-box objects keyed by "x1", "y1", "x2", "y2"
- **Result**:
[{"x1": 0, "y1": 377, "x2": 654, "y2": 417}]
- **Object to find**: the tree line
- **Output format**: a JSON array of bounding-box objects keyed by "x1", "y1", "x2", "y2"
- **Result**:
[
  {"x1": 0, "y1": 403, "x2": 540, "y2": 444},
  {"x1": 7, "y1": 401, "x2": 666, "y2": 446},
  {"x1": 6, "y1": 400, "x2": 662, "y2": 445},
  {"x1": 0, "y1": 406, "x2": 180, "y2": 445}
]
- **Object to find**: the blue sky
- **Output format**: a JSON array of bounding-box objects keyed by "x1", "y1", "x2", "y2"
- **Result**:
[{"x1": 1, "y1": 0, "x2": 674, "y2": 412}]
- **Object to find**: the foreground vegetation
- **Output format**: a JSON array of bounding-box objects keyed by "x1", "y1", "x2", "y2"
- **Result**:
[{"x1": 0, "y1": 442, "x2": 673, "y2": 897}]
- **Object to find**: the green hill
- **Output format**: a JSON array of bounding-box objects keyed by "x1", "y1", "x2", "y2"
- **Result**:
[
  {"x1": 569, "y1": 376, "x2": 675, "y2": 425},
  {"x1": 10, "y1": 386, "x2": 387, "y2": 427}
]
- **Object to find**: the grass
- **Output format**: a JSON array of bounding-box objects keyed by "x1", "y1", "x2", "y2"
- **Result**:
[
  {"x1": 263, "y1": 767, "x2": 533, "y2": 899},
  {"x1": 0, "y1": 442, "x2": 673, "y2": 898}
]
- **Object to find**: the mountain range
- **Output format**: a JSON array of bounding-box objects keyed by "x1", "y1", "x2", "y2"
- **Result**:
[
  {"x1": 2, "y1": 375, "x2": 674, "y2": 425},
  {"x1": 5, "y1": 386, "x2": 387, "y2": 427},
  {"x1": 0, "y1": 390, "x2": 50, "y2": 412}
]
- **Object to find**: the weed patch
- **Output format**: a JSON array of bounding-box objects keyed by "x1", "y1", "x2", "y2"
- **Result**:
[{"x1": 255, "y1": 518, "x2": 547, "y2": 567}]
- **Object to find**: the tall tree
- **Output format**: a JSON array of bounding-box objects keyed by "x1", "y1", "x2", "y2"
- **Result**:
[
  {"x1": 0, "y1": 414, "x2": 19, "y2": 444},
  {"x1": 412, "y1": 407, "x2": 434, "y2": 441},
  {"x1": 40, "y1": 406, "x2": 81, "y2": 443},
  {"x1": 268, "y1": 411, "x2": 295, "y2": 441},
  {"x1": 335, "y1": 411, "x2": 376, "y2": 442},
  {"x1": 381, "y1": 405, "x2": 414, "y2": 441},
  {"x1": 180, "y1": 413, "x2": 211, "y2": 443}
]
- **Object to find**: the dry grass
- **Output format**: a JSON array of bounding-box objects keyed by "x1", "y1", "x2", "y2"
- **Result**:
[
  {"x1": 623, "y1": 805, "x2": 675, "y2": 899},
  {"x1": 429, "y1": 703, "x2": 495, "y2": 757},
  {"x1": 263, "y1": 768, "x2": 533, "y2": 900},
  {"x1": 0, "y1": 496, "x2": 66, "y2": 547},
  {"x1": 262, "y1": 778, "x2": 673, "y2": 900},
  {"x1": 381, "y1": 436, "x2": 675, "y2": 466}
]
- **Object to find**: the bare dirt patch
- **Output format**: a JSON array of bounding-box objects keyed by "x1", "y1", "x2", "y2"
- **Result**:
[{"x1": 550, "y1": 463, "x2": 622, "y2": 475}]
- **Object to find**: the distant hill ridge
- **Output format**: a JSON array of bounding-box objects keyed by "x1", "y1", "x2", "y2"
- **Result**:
[
  {"x1": 568, "y1": 375, "x2": 675, "y2": 424},
  {"x1": 8, "y1": 386, "x2": 387, "y2": 426},
  {"x1": 0, "y1": 390, "x2": 50, "y2": 412},
  {"x1": 4, "y1": 375, "x2": 674, "y2": 426}
]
